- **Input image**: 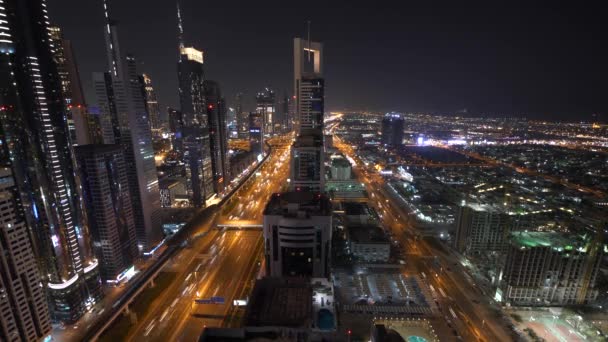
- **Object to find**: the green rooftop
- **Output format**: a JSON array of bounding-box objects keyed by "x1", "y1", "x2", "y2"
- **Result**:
[{"x1": 510, "y1": 231, "x2": 589, "y2": 251}]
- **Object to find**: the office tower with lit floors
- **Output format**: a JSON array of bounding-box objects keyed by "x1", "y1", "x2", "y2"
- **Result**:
[
  {"x1": 176, "y1": 4, "x2": 214, "y2": 205},
  {"x1": 291, "y1": 37, "x2": 325, "y2": 192},
  {"x1": 0, "y1": 142, "x2": 51, "y2": 341},
  {"x1": 256, "y1": 88, "x2": 275, "y2": 135},
  {"x1": 249, "y1": 111, "x2": 264, "y2": 155},
  {"x1": 141, "y1": 73, "x2": 162, "y2": 130},
  {"x1": 204, "y1": 80, "x2": 229, "y2": 193},
  {"x1": 0, "y1": 0, "x2": 101, "y2": 323},
  {"x1": 95, "y1": 0, "x2": 163, "y2": 255},
  {"x1": 381, "y1": 112, "x2": 404, "y2": 147},
  {"x1": 75, "y1": 145, "x2": 138, "y2": 284}
]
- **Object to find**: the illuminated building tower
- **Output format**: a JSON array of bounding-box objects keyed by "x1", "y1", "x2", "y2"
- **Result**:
[
  {"x1": 95, "y1": 0, "x2": 163, "y2": 255},
  {"x1": 381, "y1": 112, "x2": 404, "y2": 147},
  {"x1": 75, "y1": 145, "x2": 137, "y2": 284},
  {"x1": 168, "y1": 107, "x2": 184, "y2": 151},
  {"x1": 49, "y1": 25, "x2": 106, "y2": 146},
  {"x1": 204, "y1": 80, "x2": 229, "y2": 193},
  {"x1": 256, "y1": 87, "x2": 275, "y2": 135},
  {"x1": 176, "y1": 3, "x2": 214, "y2": 204},
  {"x1": 0, "y1": 0, "x2": 101, "y2": 323},
  {"x1": 249, "y1": 111, "x2": 264, "y2": 155},
  {"x1": 291, "y1": 38, "x2": 325, "y2": 192},
  {"x1": 182, "y1": 126, "x2": 213, "y2": 207},
  {"x1": 275, "y1": 92, "x2": 289, "y2": 133},
  {"x1": 0, "y1": 150, "x2": 51, "y2": 340},
  {"x1": 293, "y1": 38, "x2": 323, "y2": 131},
  {"x1": 263, "y1": 192, "x2": 332, "y2": 277},
  {"x1": 141, "y1": 73, "x2": 161, "y2": 130},
  {"x1": 235, "y1": 92, "x2": 249, "y2": 139},
  {"x1": 497, "y1": 231, "x2": 602, "y2": 306}
]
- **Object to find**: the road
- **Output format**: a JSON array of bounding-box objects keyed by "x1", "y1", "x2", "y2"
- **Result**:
[
  {"x1": 124, "y1": 135, "x2": 293, "y2": 341},
  {"x1": 334, "y1": 135, "x2": 516, "y2": 342}
]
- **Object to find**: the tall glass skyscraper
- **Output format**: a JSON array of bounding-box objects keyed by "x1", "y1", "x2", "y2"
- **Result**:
[
  {"x1": 204, "y1": 80, "x2": 229, "y2": 194},
  {"x1": 94, "y1": 0, "x2": 163, "y2": 255},
  {"x1": 0, "y1": 0, "x2": 101, "y2": 323}
]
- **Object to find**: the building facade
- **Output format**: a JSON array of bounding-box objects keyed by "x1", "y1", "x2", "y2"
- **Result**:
[
  {"x1": 256, "y1": 88, "x2": 275, "y2": 135},
  {"x1": 263, "y1": 192, "x2": 332, "y2": 278},
  {"x1": 203, "y1": 80, "x2": 229, "y2": 194},
  {"x1": 497, "y1": 231, "x2": 602, "y2": 306},
  {"x1": 1, "y1": 0, "x2": 101, "y2": 322},
  {"x1": 75, "y1": 145, "x2": 138, "y2": 284},
  {"x1": 454, "y1": 203, "x2": 511, "y2": 254},
  {"x1": 381, "y1": 112, "x2": 404, "y2": 147},
  {"x1": 96, "y1": 2, "x2": 164, "y2": 255}
]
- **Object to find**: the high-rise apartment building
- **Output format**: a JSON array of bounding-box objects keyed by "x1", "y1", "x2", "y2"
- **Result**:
[
  {"x1": 249, "y1": 111, "x2": 264, "y2": 155},
  {"x1": 75, "y1": 145, "x2": 138, "y2": 283},
  {"x1": 381, "y1": 112, "x2": 404, "y2": 147},
  {"x1": 168, "y1": 107, "x2": 184, "y2": 151},
  {"x1": 454, "y1": 203, "x2": 511, "y2": 254},
  {"x1": 0, "y1": 166, "x2": 51, "y2": 340},
  {"x1": 142, "y1": 73, "x2": 162, "y2": 130},
  {"x1": 263, "y1": 192, "x2": 332, "y2": 278},
  {"x1": 204, "y1": 80, "x2": 229, "y2": 194},
  {"x1": 0, "y1": 0, "x2": 101, "y2": 322},
  {"x1": 235, "y1": 92, "x2": 249, "y2": 139},
  {"x1": 256, "y1": 88, "x2": 275, "y2": 135},
  {"x1": 497, "y1": 231, "x2": 602, "y2": 306},
  {"x1": 95, "y1": 1, "x2": 163, "y2": 255}
]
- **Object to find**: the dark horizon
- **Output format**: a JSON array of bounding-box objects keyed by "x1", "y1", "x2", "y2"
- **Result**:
[{"x1": 48, "y1": 0, "x2": 608, "y2": 120}]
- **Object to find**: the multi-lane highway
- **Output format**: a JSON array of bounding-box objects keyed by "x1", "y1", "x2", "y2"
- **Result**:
[
  {"x1": 122, "y1": 135, "x2": 292, "y2": 341},
  {"x1": 334, "y1": 135, "x2": 515, "y2": 342}
]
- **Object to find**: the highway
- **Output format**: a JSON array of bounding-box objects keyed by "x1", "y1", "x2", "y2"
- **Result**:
[
  {"x1": 334, "y1": 135, "x2": 516, "y2": 342},
  {"x1": 123, "y1": 134, "x2": 293, "y2": 341}
]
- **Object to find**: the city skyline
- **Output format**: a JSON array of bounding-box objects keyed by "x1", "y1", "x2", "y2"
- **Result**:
[
  {"x1": 47, "y1": 0, "x2": 608, "y2": 120},
  {"x1": 2, "y1": 1, "x2": 608, "y2": 341}
]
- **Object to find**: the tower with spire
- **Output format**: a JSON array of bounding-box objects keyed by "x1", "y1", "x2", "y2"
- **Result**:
[{"x1": 93, "y1": 0, "x2": 164, "y2": 255}]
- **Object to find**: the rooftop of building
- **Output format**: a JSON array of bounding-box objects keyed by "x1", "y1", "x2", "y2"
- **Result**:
[
  {"x1": 264, "y1": 192, "x2": 332, "y2": 217},
  {"x1": 510, "y1": 231, "x2": 591, "y2": 250},
  {"x1": 244, "y1": 277, "x2": 312, "y2": 328},
  {"x1": 348, "y1": 225, "x2": 389, "y2": 245},
  {"x1": 343, "y1": 202, "x2": 369, "y2": 216},
  {"x1": 331, "y1": 157, "x2": 351, "y2": 168}
]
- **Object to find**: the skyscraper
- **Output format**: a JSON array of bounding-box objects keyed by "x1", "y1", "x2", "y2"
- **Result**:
[
  {"x1": 235, "y1": 92, "x2": 249, "y2": 139},
  {"x1": 256, "y1": 88, "x2": 275, "y2": 135},
  {"x1": 0, "y1": 139, "x2": 51, "y2": 341},
  {"x1": 291, "y1": 38, "x2": 325, "y2": 192},
  {"x1": 293, "y1": 38, "x2": 323, "y2": 131},
  {"x1": 96, "y1": 0, "x2": 163, "y2": 255},
  {"x1": 204, "y1": 80, "x2": 229, "y2": 193},
  {"x1": 142, "y1": 73, "x2": 162, "y2": 130},
  {"x1": 176, "y1": 4, "x2": 214, "y2": 205},
  {"x1": 168, "y1": 107, "x2": 184, "y2": 151},
  {"x1": 0, "y1": 0, "x2": 101, "y2": 322},
  {"x1": 75, "y1": 145, "x2": 138, "y2": 283},
  {"x1": 381, "y1": 112, "x2": 404, "y2": 147},
  {"x1": 249, "y1": 111, "x2": 264, "y2": 155}
]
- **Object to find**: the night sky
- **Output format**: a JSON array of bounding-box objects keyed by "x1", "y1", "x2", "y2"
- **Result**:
[{"x1": 48, "y1": 1, "x2": 608, "y2": 120}]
